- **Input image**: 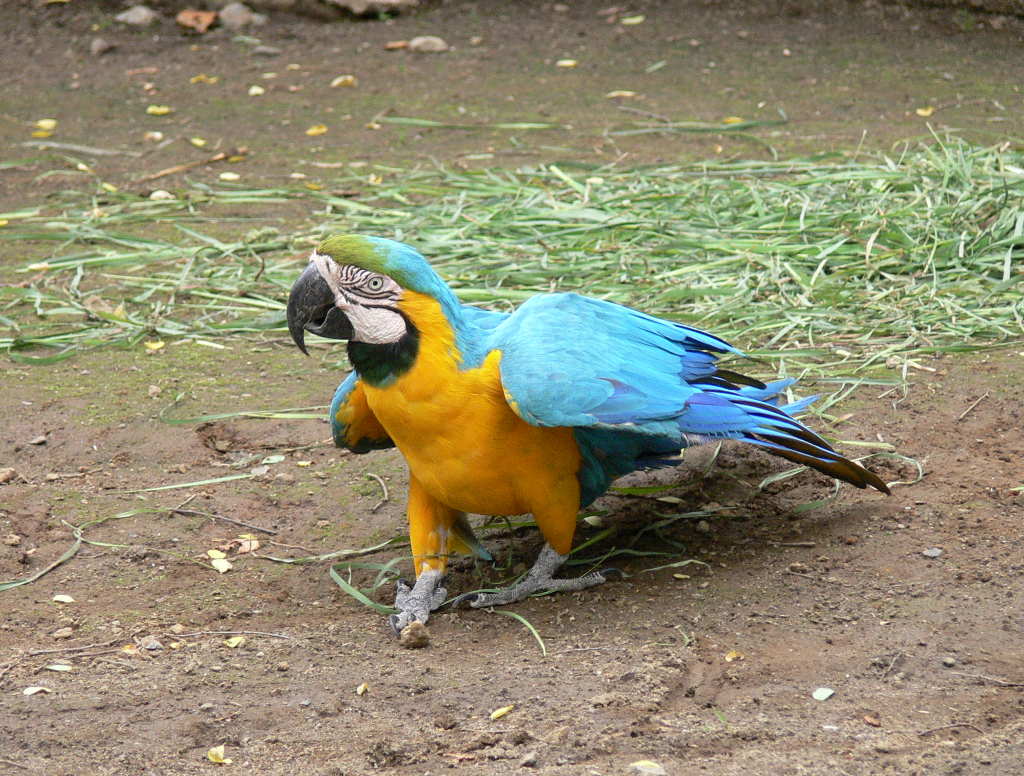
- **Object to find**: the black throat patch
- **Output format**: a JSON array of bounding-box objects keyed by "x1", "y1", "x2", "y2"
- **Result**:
[{"x1": 346, "y1": 317, "x2": 419, "y2": 387}]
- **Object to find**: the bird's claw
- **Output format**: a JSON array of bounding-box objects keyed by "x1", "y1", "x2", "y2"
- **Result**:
[
  {"x1": 448, "y1": 591, "x2": 480, "y2": 609},
  {"x1": 389, "y1": 571, "x2": 446, "y2": 636}
]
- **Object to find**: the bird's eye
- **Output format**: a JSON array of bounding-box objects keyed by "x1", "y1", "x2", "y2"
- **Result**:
[{"x1": 365, "y1": 276, "x2": 386, "y2": 292}]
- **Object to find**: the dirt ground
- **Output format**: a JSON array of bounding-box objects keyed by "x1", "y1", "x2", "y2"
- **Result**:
[{"x1": 2, "y1": 1, "x2": 1024, "y2": 774}]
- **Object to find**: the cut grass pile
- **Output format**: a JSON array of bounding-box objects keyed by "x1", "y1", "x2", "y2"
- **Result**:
[{"x1": 1, "y1": 136, "x2": 1022, "y2": 379}]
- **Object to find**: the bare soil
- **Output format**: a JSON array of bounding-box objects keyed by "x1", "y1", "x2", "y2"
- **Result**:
[{"x1": 2, "y1": 2, "x2": 1023, "y2": 774}]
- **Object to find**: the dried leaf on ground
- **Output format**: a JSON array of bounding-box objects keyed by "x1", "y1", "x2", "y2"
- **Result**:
[{"x1": 176, "y1": 10, "x2": 217, "y2": 33}]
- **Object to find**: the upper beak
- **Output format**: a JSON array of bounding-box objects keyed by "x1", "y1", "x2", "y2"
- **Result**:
[{"x1": 286, "y1": 263, "x2": 354, "y2": 355}]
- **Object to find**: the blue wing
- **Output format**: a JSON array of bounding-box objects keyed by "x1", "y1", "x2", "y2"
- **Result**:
[
  {"x1": 330, "y1": 372, "x2": 394, "y2": 453},
  {"x1": 490, "y1": 293, "x2": 888, "y2": 500}
]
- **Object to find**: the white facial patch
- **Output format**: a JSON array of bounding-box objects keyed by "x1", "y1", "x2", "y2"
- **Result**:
[
  {"x1": 308, "y1": 250, "x2": 407, "y2": 345},
  {"x1": 345, "y1": 305, "x2": 408, "y2": 344}
]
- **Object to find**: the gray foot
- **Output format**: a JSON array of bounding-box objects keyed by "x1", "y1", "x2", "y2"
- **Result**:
[
  {"x1": 452, "y1": 544, "x2": 619, "y2": 609},
  {"x1": 389, "y1": 569, "x2": 447, "y2": 634}
]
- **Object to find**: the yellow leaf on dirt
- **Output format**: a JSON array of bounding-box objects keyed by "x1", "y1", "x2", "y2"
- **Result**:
[
  {"x1": 143, "y1": 130, "x2": 164, "y2": 142},
  {"x1": 621, "y1": 14, "x2": 645, "y2": 24},
  {"x1": 207, "y1": 549, "x2": 227, "y2": 559},
  {"x1": 23, "y1": 686, "x2": 52, "y2": 696},
  {"x1": 189, "y1": 137, "x2": 207, "y2": 147},
  {"x1": 722, "y1": 116, "x2": 745, "y2": 125},
  {"x1": 207, "y1": 745, "x2": 232, "y2": 764},
  {"x1": 31, "y1": 130, "x2": 53, "y2": 138},
  {"x1": 219, "y1": 172, "x2": 240, "y2": 181},
  {"x1": 489, "y1": 704, "x2": 514, "y2": 720},
  {"x1": 0, "y1": 219, "x2": 8, "y2": 228},
  {"x1": 52, "y1": 594, "x2": 75, "y2": 603},
  {"x1": 296, "y1": 460, "x2": 312, "y2": 467},
  {"x1": 305, "y1": 124, "x2": 328, "y2": 136},
  {"x1": 355, "y1": 682, "x2": 369, "y2": 695},
  {"x1": 176, "y1": 9, "x2": 217, "y2": 33},
  {"x1": 224, "y1": 636, "x2": 246, "y2": 648},
  {"x1": 190, "y1": 73, "x2": 219, "y2": 84},
  {"x1": 101, "y1": 182, "x2": 118, "y2": 193},
  {"x1": 211, "y1": 558, "x2": 233, "y2": 573},
  {"x1": 121, "y1": 643, "x2": 140, "y2": 656},
  {"x1": 45, "y1": 664, "x2": 73, "y2": 672},
  {"x1": 330, "y1": 74, "x2": 358, "y2": 88},
  {"x1": 915, "y1": 106, "x2": 935, "y2": 117},
  {"x1": 143, "y1": 340, "x2": 165, "y2": 351},
  {"x1": 724, "y1": 649, "x2": 744, "y2": 662},
  {"x1": 248, "y1": 84, "x2": 266, "y2": 96},
  {"x1": 367, "y1": 174, "x2": 383, "y2": 185},
  {"x1": 605, "y1": 90, "x2": 637, "y2": 98},
  {"x1": 304, "y1": 182, "x2": 323, "y2": 191},
  {"x1": 238, "y1": 533, "x2": 258, "y2": 540},
  {"x1": 146, "y1": 105, "x2": 173, "y2": 116},
  {"x1": 35, "y1": 118, "x2": 58, "y2": 131},
  {"x1": 555, "y1": 59, "x2": 578, "y2": 68}
]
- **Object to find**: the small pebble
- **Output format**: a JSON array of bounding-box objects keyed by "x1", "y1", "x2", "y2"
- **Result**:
[
  {"x1": 942, "y1": 656, "x2": 957, "y2": 667},
  {"x1": 3, "y1": 534, "x2": 21, "y2": 547},
  {"x1": 28, "y1": 435, "x2": 47, "y2": 445},
  {"x1": 169, "y1": 623, "x2": 186, "y2": 634},
  {"x1": 199, "y1": 702, "x2": 214, "y2": 711},
  {"x1": 90, "y1": 37, "x2": 115, "y2": 57},
  {"x1": 921, "y1": 547, "x2": 943, "y2": 559},
  {"x1": 519, "y1": 751, "x2": 538, "y2": 768},
  {"x1": 276, "y1": 661, "x2": 289, "y2": 671},
  {"x1": 788, "y1": 561, "x2": 810, "y2": 573},
  {"x1": 115, "y1": 5, "x2": 159, "y2": 26},
  {"x1": 52, "y1": 627, "x2": 74, "y2": 640},
  {"x1": 139, "y1": 635, "x2": 163, "y2": 651},
  {"x1": 629, "y1": 761, "x2": 667, "y2": 776},
  {"x1": 399, "y1": 621, "x2": 430, "y2": 649}
]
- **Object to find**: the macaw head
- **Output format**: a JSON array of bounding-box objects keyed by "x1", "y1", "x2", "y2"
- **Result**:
[{"x1": 287, "y1": 234, "x2": 448, "y2": 355}]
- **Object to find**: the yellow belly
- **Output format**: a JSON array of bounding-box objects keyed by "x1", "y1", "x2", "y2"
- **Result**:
[{"x1": 364, "y1": 348, "x2": 580, "y2": 517}]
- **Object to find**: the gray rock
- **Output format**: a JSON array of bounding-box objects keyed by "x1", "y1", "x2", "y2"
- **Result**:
[
  {"x1": 115, "y1": 5, "x2": 160, "y2": 26},
  {"x1": 220, "y1": 2, "x2": 268, "y2": 30},
  {"x1": 325, "y1": 0, "x2": 418, "y2": 15},
  {"x1": 90, "y1": 37, "x2": 115, "y2": 56}
]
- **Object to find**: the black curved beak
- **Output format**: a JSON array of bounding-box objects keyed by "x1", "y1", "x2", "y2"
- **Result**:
[{"x1": 286, "y1": 263, "x2": 354, "y2": 355}]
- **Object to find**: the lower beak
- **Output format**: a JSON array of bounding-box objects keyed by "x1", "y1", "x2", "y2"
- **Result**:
[{"x1": 286, "y1": 264, "x2": 354, "y2": 355}]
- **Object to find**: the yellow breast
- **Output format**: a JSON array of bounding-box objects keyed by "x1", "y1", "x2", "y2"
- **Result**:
[{"x1": 360, "y1": 291, "x2": 581, "y2": 517}]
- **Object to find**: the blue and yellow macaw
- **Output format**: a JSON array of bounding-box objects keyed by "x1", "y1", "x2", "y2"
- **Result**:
[{"x1": 286, "y1": 235, "x2": 889, "y2": 633}]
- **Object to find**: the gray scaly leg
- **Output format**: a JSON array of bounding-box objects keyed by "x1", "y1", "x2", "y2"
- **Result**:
[{"x1": 389, "y1": 569, "x2": 447, "y2": 634}]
